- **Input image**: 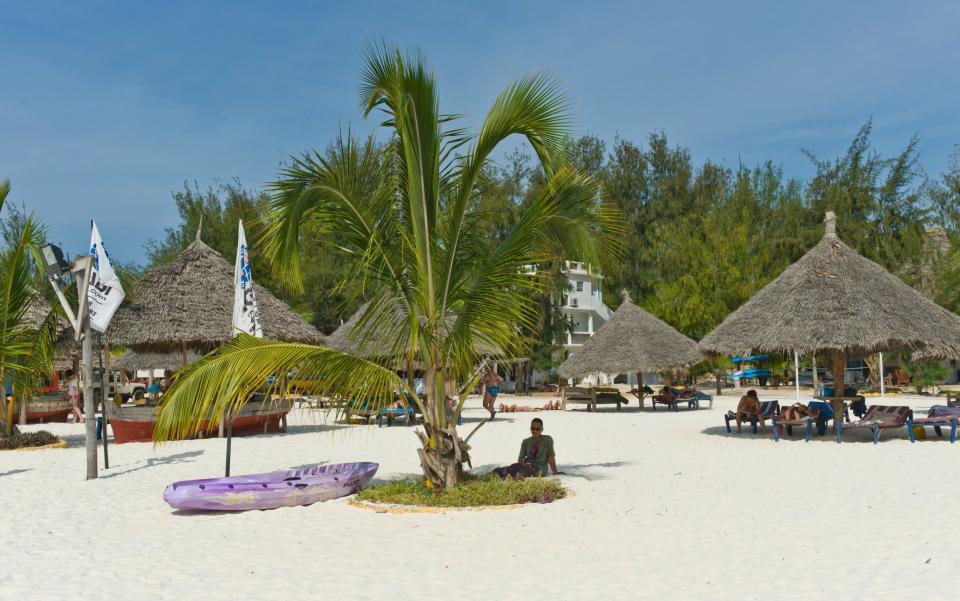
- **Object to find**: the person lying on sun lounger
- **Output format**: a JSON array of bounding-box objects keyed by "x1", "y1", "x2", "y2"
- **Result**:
[
  {"x1": 735, "y1": 389, "x2": 766, "y2": 433},
  {"x1": 494, "y1": 418, "x2": 561, "y2": 478},
  {"x1": 497, "y1": 401, "x2": 562, "y2": 413}
]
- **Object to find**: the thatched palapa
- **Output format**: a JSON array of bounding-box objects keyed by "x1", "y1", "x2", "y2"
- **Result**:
[
  {"x1": 328, "y1": 301, "x2": 505, "y2": 366},
  {"x1": 113, "y1": 349, "x2": 202, "y2": 371},
  {"x1": 558, "y1": 292, "x2": 701, "y2": 378},
  {"x1": 108, "y1": 234, "x2": 325, "y2": 352},
  {"x1": 699, "y1": 212, "x2": 960, "y2": 359}
]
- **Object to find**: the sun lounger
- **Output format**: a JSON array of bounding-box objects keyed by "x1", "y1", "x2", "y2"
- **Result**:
[
  {"x1": 651, "y1": 387, "x2": 703, "y2": 412},
  {"x1": 724, "y1": 401, "x2": 779, "y2": 434},
  {"x1": 906, "y1": 405, "x2": 960, "y2": 443},
  {"x1": 562, "y1": 386, "x2": 628, "y2": 411},
  {"x1": 837, "y1": 405, "x2": 912, "y2": 444},
  {"x1": 771, "y1": 404, "x2": 821, "y2": 442}
]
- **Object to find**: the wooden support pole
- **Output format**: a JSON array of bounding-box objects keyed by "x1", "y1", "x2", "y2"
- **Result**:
[{"x1": 831, "y1": 351, "x2": 846, "y2": 428}]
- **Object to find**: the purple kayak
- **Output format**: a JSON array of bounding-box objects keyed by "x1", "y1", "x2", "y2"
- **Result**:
[{"x1": 163, "y1": 462, "x2": 379, "y2": 511}]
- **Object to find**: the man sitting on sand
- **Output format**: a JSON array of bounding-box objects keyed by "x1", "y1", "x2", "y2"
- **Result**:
[
  {"x1": 735, "y1": 389, "x2": 766, "y2": 433},
  {"x1": 494, "y1": 418, "x2": 560, "y2": 478}
]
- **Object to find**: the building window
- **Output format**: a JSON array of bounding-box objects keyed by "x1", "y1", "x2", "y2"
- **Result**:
[
  {"x1": 575, "y1": 281, "x2": 583, "y2": 292},
  {"x1": 570, "y1": 298, "x2": 578, "y2": 308}
]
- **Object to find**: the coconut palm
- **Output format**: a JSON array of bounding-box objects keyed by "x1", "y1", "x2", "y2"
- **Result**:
[
  {"x1": 0, "y1": 179, "x2": 59, "y2": 437},
  {"x1": 154, "y1": 44, "x2": 620, "y2": 488}
]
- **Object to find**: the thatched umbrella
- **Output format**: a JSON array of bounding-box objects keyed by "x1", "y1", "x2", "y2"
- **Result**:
[
  {"x1": 329, "y1": 302, "x2": 504, "y2": 363},
  {"x1": 329, "y1": 302, "x2": 525, "y2": 393},
  {"x1": 113, "y1": 349, "x2": 201, "y2": 372},
  {"x1": 700, "y1": 211, "x2": 960, "y2": 418},
  {"x1": 558, "y1": 291, "x2": 701, "y2": 385},
  {"x1": 108, "y1": 232, "x2": 325, "y2": 359}
]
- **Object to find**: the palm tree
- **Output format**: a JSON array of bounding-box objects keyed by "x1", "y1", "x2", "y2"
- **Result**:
[
  {"x1": 0, "y1": 179, "x2": 59, "y2": 437},
  {"x1": 154, "y1": 44, "x2": 619, "y2": 488}
]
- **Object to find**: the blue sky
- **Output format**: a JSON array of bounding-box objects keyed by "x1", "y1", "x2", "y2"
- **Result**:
[{"x1": 2, "y1": 1, "x2": 958, "y2": 264}]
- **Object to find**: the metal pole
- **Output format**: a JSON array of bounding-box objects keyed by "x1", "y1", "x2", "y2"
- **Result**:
[
  {"x1": 98, "y1": 333, "x2": 109, "y2": 469},
  {"x1": 794, "y1": 351, "x2": 800, "y2": 403},
  {"x1": 225, "y1": 415, "x2": 233, "y2": 477},
  {"x1": 879, "y1": 352, "x2": 885, "y2": 399}
]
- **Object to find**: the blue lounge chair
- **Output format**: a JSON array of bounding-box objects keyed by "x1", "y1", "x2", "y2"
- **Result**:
[{"x1": 724, "y1": 400, "x2": 779, "y2": 434}]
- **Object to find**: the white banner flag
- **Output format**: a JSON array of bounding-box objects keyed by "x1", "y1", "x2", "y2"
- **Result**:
[
  {"x1": 233, "y1": 220, "x2": 263, "y2": 338},
  {"x1": 88, "y1": 221, "x2": 125, "y2": 333}
]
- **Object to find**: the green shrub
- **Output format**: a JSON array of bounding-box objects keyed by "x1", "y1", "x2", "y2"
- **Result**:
[
  {"x1": 0, "y1": 430, "x2": 59, "y2": 450},
  {"x1": 357, "y1": 473, "x2": 566, "y2": 507}
]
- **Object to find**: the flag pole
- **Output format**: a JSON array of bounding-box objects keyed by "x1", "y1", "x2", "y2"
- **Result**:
[{"x1": 98, "y1": 332, "x2": 109, "y2": 469}]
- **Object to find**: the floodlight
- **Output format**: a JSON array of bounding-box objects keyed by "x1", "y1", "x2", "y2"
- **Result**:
[{"x1": 40, "y1": 243, "x2": 70, "y2": 277}]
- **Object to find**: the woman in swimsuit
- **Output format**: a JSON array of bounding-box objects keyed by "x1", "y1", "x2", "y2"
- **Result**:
[{"x1": 482, "y1": 365, "x2": 503, "y2": 420}]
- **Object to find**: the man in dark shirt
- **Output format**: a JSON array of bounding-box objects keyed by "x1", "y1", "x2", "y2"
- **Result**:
[{"x1": 495, "y1": 418, "x2": 560, "y2": 478}]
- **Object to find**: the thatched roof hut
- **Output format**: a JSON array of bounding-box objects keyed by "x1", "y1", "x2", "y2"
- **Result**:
[
  {"x1": 699, "y1": 212, "x2": 960, "y2": 359},
  {"x1": 700, "y1": 212, "x2": 960, "y2": 409},
  {"x1": 558, "y1": 292, "x2": 701, "y2": 379},
  {"x1": 113, "y1": 349, "x2": 201, "y2": 371},
  {"x1": 107, "y1": 234, "x2": 325, "y2": 352},
  {"x1": 328, "y1": 302, "x2": 506, "y2": 367}
]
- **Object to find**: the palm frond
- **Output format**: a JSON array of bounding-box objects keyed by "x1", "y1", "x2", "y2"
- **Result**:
[
  {"x1": 439, "y1": 72, "x2": 572, "y2": 315},
  {"x1": 154, "y1": 334, "x2": 405, "y2": 442}
]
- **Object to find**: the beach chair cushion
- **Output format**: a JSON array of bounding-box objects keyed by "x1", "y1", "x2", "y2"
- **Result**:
[
  {"x1": 911, "y1": 405, "x2": 960, "y2": 425},
  {"x1": 724, "y1": 400, "x2": 779, "y2": 421},
  {"x1": 842, "y1": 405, "x2": 911, "y2": 429}
]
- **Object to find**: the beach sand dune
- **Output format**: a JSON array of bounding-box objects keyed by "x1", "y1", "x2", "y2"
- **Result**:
[{"x1": 2, "y1": 390, "x2": 958, "y2": 600}]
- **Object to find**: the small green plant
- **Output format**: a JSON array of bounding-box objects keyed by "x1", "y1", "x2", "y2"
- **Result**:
[
  {"x1": 902, "y1": 357, "x2": 951, "y2": 394},
  {"x1": 0, "y1": 430, "x2": 59, "y2": 450},
  {"x1": 356, "y1": 473, "x2": 566, "y2": 507}
]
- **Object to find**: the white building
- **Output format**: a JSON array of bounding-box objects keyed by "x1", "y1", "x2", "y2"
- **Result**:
[{"x1": 559, "y1": 261, "x2": 613, "y2": 350}]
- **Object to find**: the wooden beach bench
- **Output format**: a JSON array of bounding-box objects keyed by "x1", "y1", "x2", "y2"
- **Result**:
[
  {"x1": 562, "y1": 386, "x2": 627, "y2": 411},
  {"x1": 651, "y1": 388, "x2": 711, "y2": 411}
]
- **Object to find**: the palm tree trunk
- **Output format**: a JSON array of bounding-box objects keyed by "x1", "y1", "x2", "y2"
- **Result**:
[{"x1": 416, "y1": 364, "x2": 469, "y2": 489}]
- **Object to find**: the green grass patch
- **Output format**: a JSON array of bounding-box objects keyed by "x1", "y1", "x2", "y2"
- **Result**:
[
  {"x1": 0, "y1": 430, "x2": 59, "y2": 450},
  {"x1": 356, "y1": 473, "x2": 566, "y2": 508}
]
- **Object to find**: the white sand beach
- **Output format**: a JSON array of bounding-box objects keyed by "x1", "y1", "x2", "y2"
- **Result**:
[{"x1": 3, "y1": 389, "x2": 959, "y2": 601}]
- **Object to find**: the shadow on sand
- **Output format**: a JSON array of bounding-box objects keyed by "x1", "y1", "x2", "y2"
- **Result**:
[
  {"x1": 267, "y1": 423, "x2": 339, "y2": 436},
  {"x1": 469, "y1": 460, "x2": 630, "y2": 482},
  {"x1": 100, "y1": 450, "x2": 205, "y2": 479},
  {"x1": 700, "y1": 424, "x2": 921, "y2": 444},
  {"x1": 0, "y1": 468, "x2": 32, "y2": 478}
]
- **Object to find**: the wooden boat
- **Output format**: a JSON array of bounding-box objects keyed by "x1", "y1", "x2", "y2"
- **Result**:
[
  {"x1": 11, "y1": 393, "x2": 72, "y2": 424},
  {"x1": 163, "y1": 462, "x2": 379, "y2": 511},
  {"x1": 107, "y1": 395, "x2": 293, "y2": 444}
]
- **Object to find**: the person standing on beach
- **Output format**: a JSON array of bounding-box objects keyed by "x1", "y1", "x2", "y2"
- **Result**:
[
  {"x1": 482, "y1": 364, "x2": 503, "y2": 419},
  {"x1": 66, "y1": 370, "x2": 83, "y2": 424}
]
